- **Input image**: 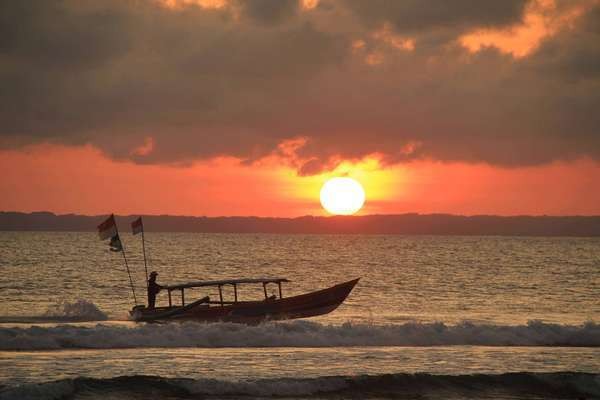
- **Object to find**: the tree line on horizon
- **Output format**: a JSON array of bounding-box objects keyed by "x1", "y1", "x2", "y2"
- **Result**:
[{"x1": 1, "y1": 211, "x2": 599, "y2": 236}]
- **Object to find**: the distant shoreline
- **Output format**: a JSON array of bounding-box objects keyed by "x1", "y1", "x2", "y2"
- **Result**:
[{"x1": 1, "y1": 211, "x2": 599, "y2": 237}]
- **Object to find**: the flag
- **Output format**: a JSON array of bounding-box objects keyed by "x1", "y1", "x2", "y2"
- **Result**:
[
  {"x1": 131, "y1": 217, "x2": 143, "y2": 235},
  {"x1": 97, "y1": 214, "x2": 117, "y2": 240},
  {"x1": 109, "y1": 233, "x2": 123, "y2": 252}
]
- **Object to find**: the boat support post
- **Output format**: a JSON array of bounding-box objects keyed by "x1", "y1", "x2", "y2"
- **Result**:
[
  {"x1": 113, "y1": 216, "x2": 137, "y2": 305},
  {"x1": 140, "y1": 222, "x2": 149, "y2": 288}
]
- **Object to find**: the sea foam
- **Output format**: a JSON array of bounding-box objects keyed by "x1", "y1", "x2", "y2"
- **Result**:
[
  {"x1": 42, "y1": 299, "x2": 108, "y2": 321},
  {"x1": 0, "y1": 320, "x2": 598, "y2": 350},
  {"x1": 0, "y1": 300, "x2": 108, "y2": 324}
]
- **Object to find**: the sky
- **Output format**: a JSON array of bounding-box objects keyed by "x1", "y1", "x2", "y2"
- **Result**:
[{"x1": 1, "y1": 0, "x2": 599, "y2": 217}]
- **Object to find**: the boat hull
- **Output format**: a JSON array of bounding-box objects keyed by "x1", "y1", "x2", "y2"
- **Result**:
[{"x1": 131, "y1": 278, "x2": 359, "y2": 323}]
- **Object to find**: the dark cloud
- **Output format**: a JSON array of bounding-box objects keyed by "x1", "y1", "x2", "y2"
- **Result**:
[
  {"x1": 0, "y1": 0, "x2": 599, "y2": 173},
  {"x1": 529, "y1": 5, "x2": 600, "y2": 80},
  {"x1": 0, "y1": 1, "x2": 131, "y2": 70},
  {"x1": 0, "y1": 0, "x2": 346, "y2": 161},
  {"x1": 236, "y1": 0, "x2": 299, "y2": 24},
  {"x1": 344, "y1": 0, "x2": 530, "y2": 33}
]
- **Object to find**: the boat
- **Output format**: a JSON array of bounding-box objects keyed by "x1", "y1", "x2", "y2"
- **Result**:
[{"x1": 130, "y1": 277, "x2": 359, "y2": 323}]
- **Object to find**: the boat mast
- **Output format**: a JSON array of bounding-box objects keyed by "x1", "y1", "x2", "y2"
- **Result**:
[
  {"x1": 140, "y1": 222, "x2": 149, "y2": 287},
  {"x1": 116, "y1": 222, "x2": 137, "y2": 305}
]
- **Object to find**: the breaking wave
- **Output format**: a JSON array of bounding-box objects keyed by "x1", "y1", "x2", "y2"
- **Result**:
[
  {"x1": 1, "y1": 320, "x2": 598, "y2": 350},
  {"x1": 1, "y1": 372, "x2": 599, "y2": 400},
  {"x1": 0, "y1": 300, "x2": 108, "y2": 323},
  {"x1": 42, "y1": 299, "x2": 108, "y2": 321}
]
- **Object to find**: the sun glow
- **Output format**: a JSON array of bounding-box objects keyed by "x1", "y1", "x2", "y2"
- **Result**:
[{"x1": 320, "y1": 177, "x2": 365, "y2": 215}]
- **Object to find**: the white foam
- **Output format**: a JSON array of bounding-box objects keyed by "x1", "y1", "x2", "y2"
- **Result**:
[
  {"x1": 0, "y1": 320, "x2": 598, "y2": 350},
  {"x1": 43, "y1": 299, "x2": 108, "y2": 321}
]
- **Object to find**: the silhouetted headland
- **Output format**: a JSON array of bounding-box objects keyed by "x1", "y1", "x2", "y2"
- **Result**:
[{"x1": 1, "y1": 211, "x2": 599, "y2": 236}]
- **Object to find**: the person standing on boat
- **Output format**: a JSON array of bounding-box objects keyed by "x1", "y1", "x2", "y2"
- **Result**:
[{"x1": 147, "y1": 271, "x2": 163, "y2": 309}]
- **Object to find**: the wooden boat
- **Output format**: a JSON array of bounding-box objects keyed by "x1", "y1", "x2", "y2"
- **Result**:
[{"x1": 130, "y1": 277, "x2": 359, "y2": 323}]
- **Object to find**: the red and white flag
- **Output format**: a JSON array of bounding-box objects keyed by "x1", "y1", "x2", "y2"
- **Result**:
[
  {"x1": 131, "y1": 217, "x2": 143, "y2": 235},
  {"x1": 97, "y1": 214, "x2": 117, "y2": 240}
]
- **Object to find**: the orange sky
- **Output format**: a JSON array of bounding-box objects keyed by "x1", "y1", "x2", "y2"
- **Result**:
[
  {"x1": 1, "y1": 144, "x2": 598, "y2": 217},
  {"x1": 2, "y1": 0, "x2": 599, "y2": 217}
]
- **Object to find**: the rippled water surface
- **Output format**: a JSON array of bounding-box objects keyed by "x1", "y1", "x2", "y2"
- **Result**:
[
  {"x1": 0, "y1": 232, "x2": 598, "y2": 399},
  {"x1": 1, "y1": 232, "x2": 598, "y2": 324}
]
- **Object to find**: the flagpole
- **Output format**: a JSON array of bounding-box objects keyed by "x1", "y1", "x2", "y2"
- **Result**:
[
  {"x1": 116, "y1": 222, "x2": 137, "y2": 305},
  {"x1": 141, "y1": 224, "x2": 149, "y2": 288},
  {"x1": 121, "y1": 245, "x2": 138, "y2": 305}
]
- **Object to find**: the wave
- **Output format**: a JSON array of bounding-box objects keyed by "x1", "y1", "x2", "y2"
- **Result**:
[
  {"x1": 42, "y1": 299, "x2": 108, "y2": 321},
  {"x1": 0, "y1": 300, "x2": 108, "y2": 323},
  {"x1": 0, "y1": 320, "x2": 598, "y2": 350},
  {"x1": 1, "y1": 372, "x2": 599, "y2": 400}
]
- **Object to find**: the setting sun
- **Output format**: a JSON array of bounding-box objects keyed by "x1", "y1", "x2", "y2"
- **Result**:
[{"x1": 320, "y1": 177, "x2": 366, "y2": 215}]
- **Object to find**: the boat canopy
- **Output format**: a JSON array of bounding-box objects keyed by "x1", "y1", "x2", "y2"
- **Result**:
[{"x1": 164, "y1": 278, "x2": 290, "y2": 290}]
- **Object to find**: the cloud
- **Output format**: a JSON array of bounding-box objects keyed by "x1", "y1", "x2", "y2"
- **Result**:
[
  {"x1": 0, "y1": 0, "x2": 599, "y2": 173},
  {"x1": 529, "y1": 4, "x2": 600, "y2": 80},
  {"x1": 344, "y1": 0, "x2": 529, "y2": 34},
  {"x1": 235, "y1": 0, "x2": 299, "y2": 24}
]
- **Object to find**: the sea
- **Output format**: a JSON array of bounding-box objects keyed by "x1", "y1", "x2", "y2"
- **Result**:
[{"x1": 0, "y1": 232, "x2": 598, "y2": 399}]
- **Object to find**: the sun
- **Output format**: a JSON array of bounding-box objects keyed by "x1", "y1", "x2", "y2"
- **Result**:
[{"x1": 320, "y1": 177, "x2": 365, "y2": 215}]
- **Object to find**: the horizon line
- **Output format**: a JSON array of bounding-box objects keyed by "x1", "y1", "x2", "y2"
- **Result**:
[{"x1": 2, "y1": 210, "x2": 600, "y2": 219}]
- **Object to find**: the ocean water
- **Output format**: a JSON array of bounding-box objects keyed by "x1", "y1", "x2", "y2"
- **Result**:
[{"x1": 0, "y1": 232, "x2": 599, "y2": 399}]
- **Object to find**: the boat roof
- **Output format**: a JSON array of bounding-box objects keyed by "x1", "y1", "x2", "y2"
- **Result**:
[{"x1": 165, "y1": 278, "x2": 290, "y2": 290}]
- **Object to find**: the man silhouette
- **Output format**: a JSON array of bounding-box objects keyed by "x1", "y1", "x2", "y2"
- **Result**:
[{"x1": 147, "y1": 271, "x2": 163, "y2": 309}]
